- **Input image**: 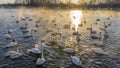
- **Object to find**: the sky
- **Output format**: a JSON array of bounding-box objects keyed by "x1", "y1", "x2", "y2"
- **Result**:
[
  {"x1": 0, "y1": 0, "x2": 79, "y2": 4},
  {"x1": 0, "y1": 0, "x2": 88, "y2": 4},
  {"x1": 0, "y1": 0, "x2": 14, "y2": 4},
  {"x1": 61, "y1": 0, "x2": 80, "y2": 4}
]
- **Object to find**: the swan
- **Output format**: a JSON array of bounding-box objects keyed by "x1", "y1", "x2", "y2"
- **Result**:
[
  {"x1": 4, "y1": 51, "x2": 17, "y2": 57},
  {"x1": 92, "y1": 48, "x2": 107, "y2": 55},
  {"x1": 93, "y1": 40, "x2": 104, "y2": 46},
  {"x1": 63, "y1": 48, "x2": 75, "y2": 54},
  {"x1": 91, "y1": 33, "x2": 101, "y2": 39},
  {"x1": 71, "y1": 56, "x2": 82, "y2": 67},
  {"x1": 6, "y1": 39, "x2": 18, "y2": 48},
  {"x1": 10, "y1": 52, "x2": 22, "y2": 59},
  {"x1": 36, "y1": 57, "x2": 45, "y2": 66},
  {"x1": 104, "y1": 30, "x2": 109, "y2": 39},
  {"x1": 5, "y1": 47, "x2": 22, "y2": 59},
  {"x1": 8, "y1": 29, "x2": 13, "y2": 34},
  {"x1": 70, "y1": 34, "x2": 82, "y2": 67},
  {"x1": 5, "y1": 34, "x2": 11, "y2": 40},
  {"x1": 91, "y1": 32, "x2": 102, "y2": 40},
  {"x1": 36, "y1": 42, "x2": 45, "y2": 65},
  {"x1": 27, "y1": 43, "x2": 41, "y2": 54},
  {"x1": 90, "y1": 24, "x2": 97, "y2": 34}
]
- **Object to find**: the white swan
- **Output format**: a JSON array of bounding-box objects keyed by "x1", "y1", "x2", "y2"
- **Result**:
[
  {"x1": 90, "y1": 24, "x2": 97, "y2": 34},
  {"x1": 92, "y1": 48, "x2": 107, "y2": 55},
  {"x1": 8, "y1": 29, "x2": 13, "y2": 34},
  {"x1": 4, "y1": 51, "x2": 17, "y2": 57},
  {"x1": 27, "y1": 44, "x2": 41, "y2": 54},
  {"x1": 91, "y1": 33, "x2": 101, "y2": 39},
  {"x1": 6, "y1": 40, "x2": 17, "y2": 48},
  {"x1": 10, "y1": 52, "x2": 22, "y2": 59},
  {"x1": 36, "y1": 57, "x2": 45, "y2": 65},
  {"x1": 104, "y1": 31, "x2": 109, "y2": 38},
  {"x1": 5, "y1": 47, "x2": 22, "y2": 59},
  {"x1": 5, "y1": 34, "x2": 11, "y2": 40},
  {"x1": 63, "y1": 48, "x2": 75, "y2": 54},
  {"x1": 36, "y1": 42, "x2": 45, "y2": 65},
  {"x1": 71, "y1": 56, "x2": 82, "y2": 67},
  {"x1": 93, "y1": 40, "x2": 104, "y2": 46}
]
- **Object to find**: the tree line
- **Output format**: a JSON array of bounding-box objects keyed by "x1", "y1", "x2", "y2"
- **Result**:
[{"x1": 0, "y1": 0, "x2": 120, "y2": 8}]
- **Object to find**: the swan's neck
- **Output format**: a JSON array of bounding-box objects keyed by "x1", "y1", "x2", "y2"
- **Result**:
[
  {"x1": 41, "y1": 43, "x2": 44, "y2": 58},
  {"x1": 91, "y1": 24, "x2": 92, "y2": 29},
  {"x1": 17, "y1": 47, "x2": 19, "y2": 53}
]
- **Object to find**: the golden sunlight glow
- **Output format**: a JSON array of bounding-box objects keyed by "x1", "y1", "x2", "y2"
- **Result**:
[
  {"x1": 71, "y1": 0, "x2": 79, "y2": 4},
  {"x1": 17, "y1": 7, "x2": 24, "y2": 18},
  {"x1": 70, "y1": 10, "x2": 83, "y2": 32}
]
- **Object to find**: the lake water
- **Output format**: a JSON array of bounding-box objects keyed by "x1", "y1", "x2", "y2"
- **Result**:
[{"x1": 0, "y1": 8, "x2": 120, "y2": 68}]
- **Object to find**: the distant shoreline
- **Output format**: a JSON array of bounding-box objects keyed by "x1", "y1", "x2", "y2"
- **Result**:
[{"x1": 0, "y1": 5, "x2": 120, "y2": 11}]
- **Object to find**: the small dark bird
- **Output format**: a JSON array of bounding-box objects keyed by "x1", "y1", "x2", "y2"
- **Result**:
[
  {"x1": 29, "y1": 18, "x2": 33, "y2": 21},
  {"x1": 11, "y1": 15, "x2": 14, "y2": 17},
  {"x1": 35, "y1": 24, "x2": 39, "y2": 28},
  {"x1": 16, "y1": 20, "x2": 19, "y2": 23},
  {"x1": 90, "y1": 24, "x2": 97, "y2": 34},
  {"x1": 73, "y1": 16, "x2": 76, "y2": 19},
  {"x1": 96, "y1": 19, "x2": 100, "y2": 21},
  {"x1": 21, "y1": 18, "x2": 25, "y2": 21},
  {"x1": 104, "y1": 22, "x2": 108, "y2": 28},
  {"x1": 95, "y1": 22, "x2": 98, "y2": 25},
  {"x1": 106, "y1": 18, "x2": 110, "y2": 20},
  {"x1": 108, "y1": 22, "x2": 111, "y2": 26},
  {"x1": 104, "y1": 31, "x2": 109, "y2": 39},
  {"x1": 83, "y1": 18, "x2": 86, "y2": 24},
  {"x1": 23, "y1": 35, "x2": 32, "y2": 38},
  {"x1": 22, "y1": 30, "x2": 29, "y2": 34},
  {"x1": 20, "y1": 27, "x2": 27, "y2": 30},
  {"x1": 79, "y1": 24, "x2": 83, "y2": 27}
]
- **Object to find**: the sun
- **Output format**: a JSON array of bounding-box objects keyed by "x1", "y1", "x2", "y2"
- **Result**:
[{"x1": 70, "y1": 10, "x2": 83, "y2": 32}]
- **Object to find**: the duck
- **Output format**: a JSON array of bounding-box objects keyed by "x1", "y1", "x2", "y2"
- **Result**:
[
  {"x1": 20, "y1": 27, "x2": 27, "y2": 30},
  {"x1": 108, "y1": 22, "x2": 111, "y2": 26},
  {"x1": 104, "y1": 22, "x2": 108, "y2": 28},
  {"x1": 106, "y1": 17, "x2": 110, "y2": 20},
  {"x1": 96, "y1": 18, "x2": 100, "y2": 21},
  {"x1": 23, "y1": 34, "x2": 32, "y2": 38},
  {"x1": 22, "y1": 29, "x2": 29, "y2": 34},
  {"x1": 29, "y1": 18, "x2": 33, "y2": 21},
  {"x1": 21, "y1": 18, "x2": 25, "y2": 21},
  {"x1": 8, "y1": 29, "x2": 13, "y2": 34},
  {"x1": 104, "y1": 30, "x2": 109, "y2": 39},
  {"x1": 16, "y1": 20, "x2": 19, "y2": 24},
  {"x1": 84, "y1": 18, "x2": 86, "y2": 24}
]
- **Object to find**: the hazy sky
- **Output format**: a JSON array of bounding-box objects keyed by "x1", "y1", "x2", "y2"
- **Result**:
[
  {"x1": 0, "y1": 0, "x2": 86, "y2": 4},
  {"x1": 0, "y1": 0, "x2": 14, "y2": 4},
  {"x1": 0, "y1": 0, "x2": 79, "y2": 4}
]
